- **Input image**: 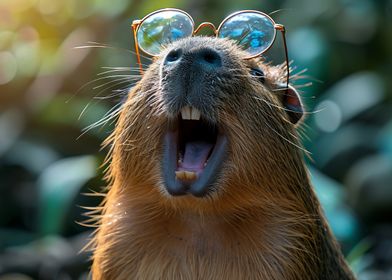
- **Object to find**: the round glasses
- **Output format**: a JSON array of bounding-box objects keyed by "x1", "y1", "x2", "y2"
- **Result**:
[
  {"x1": 132, "y1": 9, "x2": 281, "y2": 58},
  {"x1": 131, "y1": 8, "x2": 289, "y2": 89}
]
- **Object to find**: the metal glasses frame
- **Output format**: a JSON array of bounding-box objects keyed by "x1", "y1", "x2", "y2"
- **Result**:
[{"x1": 131, "y1": 8, "x2": 289, "y2": 88}]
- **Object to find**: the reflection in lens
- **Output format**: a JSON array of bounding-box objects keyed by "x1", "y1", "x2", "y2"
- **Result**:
[
  {"x1": 218, "y1": 12, "x2": 276, "y2": 57},
  {"x1": 137, "y1": 10, "x2": 193, "y2": 55}
]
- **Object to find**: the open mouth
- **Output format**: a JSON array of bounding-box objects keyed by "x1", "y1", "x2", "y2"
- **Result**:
[{"x1": 163, "y1": 106, "x2": 227, "y2": 197}]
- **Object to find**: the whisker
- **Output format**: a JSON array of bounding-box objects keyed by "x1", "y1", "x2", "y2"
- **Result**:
[
  {"x1": 89, "y1": 83, "x2": 130, "y2": 106},
  {"x1": 101, "y1": 66, "x2": 142, "y2": 70},
  {"x1": 78, "y1": 104, "x2": 124, "y2": 139},
  {"x1": 293, "y1": 82, "x2": 313, "y2": 89},
  {"x1": 75, "y1": 41, "x2": 153, "y2": 61},
  {"x1": 74, "y1": 76, "x2": 135, "y2": 119},
  {"x1": 92, "y1": 76, "x2": 134, "y2": 90},
  {"x1": 98, "y1": 68, "x2": 144, "y2": 76},
  {"x1": 77, "y1": 86, "x2": 159, "y2": 140},
  {"x1": 78, "y1": 102, "x2": 91, "y2": 121},
  {"x1": 269, "y1": 9, "x2": 293, "y2": 16},
  {"x1": 90, "y1": 83, "x2": 130, "y2": 109},
  {"x1": 263, "y1": 118, "x2": 311, "y2": 155},
  {"x1": 100, "y1": 65, "x2": 150, "y2": 71},
  {"x1": 68, "y1": 74, "x2": 133, "y2": 103},
  {"x1": 93, "y1": 90, "x2": 128, "y2": 100},
  {"x1": 253, "y1": 95, "x2": 322, "y2": 116}
]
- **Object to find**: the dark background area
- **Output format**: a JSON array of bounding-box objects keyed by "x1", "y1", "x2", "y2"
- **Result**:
[{"x1": 0, "y1": 0, "x2": 391, "y2": 279}]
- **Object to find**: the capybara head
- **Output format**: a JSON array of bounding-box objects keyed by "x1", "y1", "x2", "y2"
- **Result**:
[{"x1": 108, "y1": 36, "x2": 304, "y2": 213}]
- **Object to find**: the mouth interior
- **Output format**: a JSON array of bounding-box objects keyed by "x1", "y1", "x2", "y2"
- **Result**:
[{"x1": 177, "y1": 118, "x2": 218, "y2": 175}]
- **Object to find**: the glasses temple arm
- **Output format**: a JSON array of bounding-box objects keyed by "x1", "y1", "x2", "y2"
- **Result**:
[
  {"x1": 275, "y1": 24, "x2": 290, "y2": 90},
  {"x1": 132, "y1": 21, "x2": 144, "y2": 74}
]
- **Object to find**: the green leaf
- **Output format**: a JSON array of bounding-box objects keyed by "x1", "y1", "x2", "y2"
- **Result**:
[{"x1": 37, "y1": 155, "x2": 98, "y2": 236}]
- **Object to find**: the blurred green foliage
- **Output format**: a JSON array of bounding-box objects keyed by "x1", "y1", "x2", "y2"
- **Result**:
[{"x1": 1, "y1": 0, "x2": 392, "y2": 279}]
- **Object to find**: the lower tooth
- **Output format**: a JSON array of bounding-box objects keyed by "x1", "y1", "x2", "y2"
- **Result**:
[
  {"x1": 185, "y1": 171, "x2": 197, "y2": 181},
  {"x1": 175, "y1": 171, "x2": 186, "y2": 180},
  {"x1": 175, "y1": 171, "x2": 197, "y2": 181}
]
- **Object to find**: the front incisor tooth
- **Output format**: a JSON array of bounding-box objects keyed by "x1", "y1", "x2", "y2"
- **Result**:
[
  {"x1": 181, "y1": 106, "x2": 201, "y2": 120},
  {"x1": 191, "y1": 108, "x2": 201, "y2": 120},
  {"x1": 181, "y1": 106, "x2": 191, "y2": 120}
]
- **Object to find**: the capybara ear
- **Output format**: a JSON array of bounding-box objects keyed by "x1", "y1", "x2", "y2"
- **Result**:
[{"x1": 282, "y1": 85, "x2": 303, "y2": 124}]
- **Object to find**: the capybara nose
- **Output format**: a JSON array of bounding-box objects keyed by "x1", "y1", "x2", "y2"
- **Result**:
[{"x1": 164, "y1": 47, "x2": 222, "y2": 70}]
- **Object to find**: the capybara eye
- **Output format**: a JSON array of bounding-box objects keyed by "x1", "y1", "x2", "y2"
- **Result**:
[{"x1": 250, "y1": 68, "x2": 265, "y2": 83}]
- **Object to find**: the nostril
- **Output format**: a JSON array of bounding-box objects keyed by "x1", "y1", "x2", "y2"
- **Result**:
[
  {"x1": 203, "y1": 52, "x2": 218, "y2": 64},
  {"x1": 199, "y1": 49, "x2": 222, "y2": 67},
  {"x1": 165, "y1": 49, "x2": 183, "y2": 64},
  {"x1": 164, "y1": 47, "x2": 222, "y2": 70}
]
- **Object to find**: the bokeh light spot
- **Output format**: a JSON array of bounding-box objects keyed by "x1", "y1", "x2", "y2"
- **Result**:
[
  {"x1": 67, "y1": 0, "x2": 95, "y2": 20},
  {"x1": 0, "y1": 31, "x2": 15, "y2": 49},
  {"x1": 315, "y1": 100, "x2": 342, "y2": 133},
  {"x1": 0, "y1": 51, "x2": 18, "y2": 85},
  {"x1": 95, "y1": 0, "x2": 129, "y2": 18},
  {"x1": 324, "y1": 72, "x2": 384, "y2": 122},
  {"x1": 289, "y1": 28, "x2": 327, "y2": 64},
  {"x1": 13, "y1": 26, "x2": 40, "y2": 77},
  {"x1": 37, "y1": 0, "x2": 62, "y2": 15}
]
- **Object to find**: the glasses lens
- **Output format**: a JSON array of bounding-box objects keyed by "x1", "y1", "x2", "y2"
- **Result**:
[
  {"x1": 137, "y1": 10, "x2": 193, "y2": 55},
  {"x1": 218, "y1": 12, "x2": 276, "y2": 57}
]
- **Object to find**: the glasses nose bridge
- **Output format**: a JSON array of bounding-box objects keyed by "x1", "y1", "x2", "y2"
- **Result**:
[{"x1": 193, "y1": 22, "x2": 218, "y2": 36}]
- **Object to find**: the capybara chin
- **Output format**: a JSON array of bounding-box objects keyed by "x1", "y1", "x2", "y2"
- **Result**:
[{"x1": 90, "y1": 36, "x2": 356, "y2": 279}]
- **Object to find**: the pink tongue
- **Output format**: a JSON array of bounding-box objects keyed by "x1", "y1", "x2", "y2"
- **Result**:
[{"x1": 179, "y1": 141, "x2": 213, "y2": 172}]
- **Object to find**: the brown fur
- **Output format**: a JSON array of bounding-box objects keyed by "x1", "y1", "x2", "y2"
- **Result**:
[{"x1": 88, "y1": 37, "x2": 356, "y2": 279}]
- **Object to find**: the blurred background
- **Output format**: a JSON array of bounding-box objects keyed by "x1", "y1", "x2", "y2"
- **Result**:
[{"x1": 0, "y1": 0, "x2": 391, "y2": 279}]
